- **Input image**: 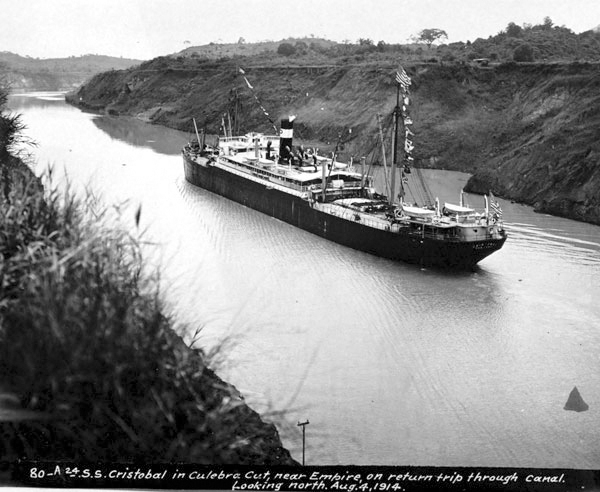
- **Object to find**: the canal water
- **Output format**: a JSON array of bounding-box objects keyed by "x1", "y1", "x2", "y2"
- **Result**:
[{"x1": 9, "y1": 92, "x2": 600, "y2": 468}]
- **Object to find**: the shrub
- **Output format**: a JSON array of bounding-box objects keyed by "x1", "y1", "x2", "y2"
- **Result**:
[
  {"x1": 513, "y1": 43, "x2": 535, "y2": 62},
  {"x1": 294, "y1": 41, "x2": 308, "y2": 53},
  {"x1": 277, "y1": 42, "x2": 296, "y2": 56},
  {"x1": 506, "y1": 22, "x2": 523, "y2": 38}
]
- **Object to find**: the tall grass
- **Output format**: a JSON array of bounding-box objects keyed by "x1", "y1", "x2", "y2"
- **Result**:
[{"x1": 0, "y1": 154, "x2": 295, "y2": 464}]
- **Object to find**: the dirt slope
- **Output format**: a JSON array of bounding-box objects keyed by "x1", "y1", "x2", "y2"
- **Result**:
[
  {"x1": 68, "y1": 58, "x2": 600, "y2": 224},
  {"x1": 463, "y1": 63, "x2": 600, "y2": 223}
]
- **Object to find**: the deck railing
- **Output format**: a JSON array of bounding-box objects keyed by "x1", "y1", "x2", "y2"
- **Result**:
[{"x1": 323, "y1": 205, "x2": 484, "y2": 241}]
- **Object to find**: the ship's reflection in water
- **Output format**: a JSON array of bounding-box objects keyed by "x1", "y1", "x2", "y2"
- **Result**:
[{"x1": 10, "y1": 93, "x2": 600, "y2": 468}]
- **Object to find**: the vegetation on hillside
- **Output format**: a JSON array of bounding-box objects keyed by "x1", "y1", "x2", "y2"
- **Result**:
[
  {"x1": 456, "y1": 18, "x2": 600, "y2": 63},
  {"x1": 178, "y1": 37, "x2": 336, "y2": 60},
  {"x1": 0, "y1": 52, "x2": 143, "y2": 73},
  {"x1": 413, "y1": 29, "x2": 448, "y2": 49},
  {"x1": 174, "y1": 18, "x2": 600, "y2": 65},
  {"x1": 0, "y1": 86, "x2": 296, "y2": 464}
]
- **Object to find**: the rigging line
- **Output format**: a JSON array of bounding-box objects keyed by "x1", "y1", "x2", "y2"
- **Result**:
[
  {"x1": 363, "y1": 136, "x2": 380, "y2": 185},
  {"x1": 363, "y1": 116, "x2": 392, "y2": 196},
  {"x1": 404, "y1": 181, "x2": 417, "y2": 205},
  {"x1": 419, "y1": 181, "x2": 431, "y2": 205},
  {"x1": 406, "y1": 174, "x2": 422, "y2": 205},
  {"x1": 408, "y1": 181, "x2": 426, "y2": 208},
  {"x1": 366, "y1": 132, "x2": 380, "y2": 165},
  {"x1": 376, "y1": 114, "x2": 392, "y2": 199},
  {"x1": 414, "y1": 167, "x2": 434, "y2": 206},
  {"x1": 326, "y1": 130, "x2": 350, "y2": 183},
  {"x1": 378, "y1": 166, "x2": 390, "y2": 199},
  {"x1": 362, "y1": 131, "x2": 382, "y2": 165},
  {"x1": 237, "y1": 67, "x2": 278, "y2": 133},
  {"x1": 410, "y1": 173, "x2": 428, "y2": 207},
  {"x1": 421, "y1": 172, "x2": 434, "y2": 205}
]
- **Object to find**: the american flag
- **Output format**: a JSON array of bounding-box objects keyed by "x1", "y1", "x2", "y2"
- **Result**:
[
  {"x1": 395, "y1": 68, "x2": 411, "y2": 88},
  {"x1": 489, "y1": 192, "x2": 503, "y2": 217}
]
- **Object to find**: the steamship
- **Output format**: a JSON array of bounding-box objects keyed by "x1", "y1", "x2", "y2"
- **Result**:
[{"x1": 182, "y1": 70, "x2": 506, "y2": 269}]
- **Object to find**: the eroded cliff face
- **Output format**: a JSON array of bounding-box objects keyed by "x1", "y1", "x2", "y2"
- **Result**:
[
  {"x1": 463, "y1": 64, "x2": 600, "y2": 224},
  {"x1": 68, "y1": 59, "x2": 600, "y2": 224}
]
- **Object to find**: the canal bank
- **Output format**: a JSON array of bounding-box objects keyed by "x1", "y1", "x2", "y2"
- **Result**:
[{"x1": 0, "y1": 119, "x2": 296, "y2": 464}]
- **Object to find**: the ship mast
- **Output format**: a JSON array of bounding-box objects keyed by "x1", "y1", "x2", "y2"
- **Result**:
[
  {"x1": 376, "y1": 114, "x2": 391, "y2": 199},
  {"x1": 390, "y1": 81, "x2": 401, "y2": 205},
  {"x1": 227, "y1": 112, "x2": 233, "y2": 138},
  {"x1": 193, "y1": 118, "x2": 202, "y2": 148},
  {"x1": 395, "y1": 67, "x2": 413, "y2": 205},
  {"x1": 322, "y1": 130, "x2": 348, "y2": 203}
]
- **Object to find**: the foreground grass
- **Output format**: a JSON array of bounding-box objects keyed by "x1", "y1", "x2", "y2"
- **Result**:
[{"x1": 0, "y1": 158, "x2": 295, "y2": 465}]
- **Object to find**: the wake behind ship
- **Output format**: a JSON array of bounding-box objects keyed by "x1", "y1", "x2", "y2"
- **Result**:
[{"x1": 182, "y1": 68, "x2": 507, "y2": 269}]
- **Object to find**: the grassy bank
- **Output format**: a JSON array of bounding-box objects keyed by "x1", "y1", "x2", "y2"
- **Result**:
[{"x1": 0, "y1": 94, "x2": 296, "y2": 465}]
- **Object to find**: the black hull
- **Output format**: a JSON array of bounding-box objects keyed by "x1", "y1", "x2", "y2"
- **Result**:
[{"x1": 183, "y1": 155, "x2": 506, "y2": 269}]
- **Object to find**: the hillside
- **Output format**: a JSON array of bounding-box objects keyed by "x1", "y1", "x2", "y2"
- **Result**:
[
  {"x1": 463, "y1": 64, "x2": 600, "y2": 222},
  {"x1": 0, "y1": 52, "x2": 143, "y2": 91}
]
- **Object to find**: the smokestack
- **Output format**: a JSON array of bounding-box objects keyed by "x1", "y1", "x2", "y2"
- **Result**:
[{"x1": 279, "y1": 116, "x2": 296, "y2": 162}]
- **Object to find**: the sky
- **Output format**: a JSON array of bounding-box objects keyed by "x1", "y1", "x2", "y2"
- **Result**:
[{"x1": 2, "y1": 0, "x2": 599, "y2": 60}]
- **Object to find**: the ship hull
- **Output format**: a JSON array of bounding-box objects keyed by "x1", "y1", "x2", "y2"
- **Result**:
[{"x1": 183, "y1": 154, "x2": 506, "y2": 269}]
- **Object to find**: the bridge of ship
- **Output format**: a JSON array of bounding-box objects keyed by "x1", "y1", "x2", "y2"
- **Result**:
[{"x1": 219, "y1": 133, "x2": 281, "y2": 153}]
